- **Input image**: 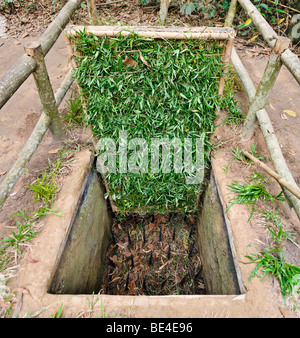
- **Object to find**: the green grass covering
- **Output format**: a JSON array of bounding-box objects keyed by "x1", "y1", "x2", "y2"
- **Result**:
[{"x1": 73, "y1": 31, "x2": 241, "y2": 214}]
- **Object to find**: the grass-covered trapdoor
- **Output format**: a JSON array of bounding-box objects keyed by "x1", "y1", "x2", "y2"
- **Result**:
[{"x1": 65, "y1": 26, "x2": 239, "y2": 215}]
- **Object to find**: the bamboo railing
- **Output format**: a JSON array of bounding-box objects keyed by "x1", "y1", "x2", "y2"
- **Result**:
[
  {"x1": 0, "y1": 0, "x2": 83, "y2": 207},
  {"x1": 224, "y1": 0, "x2": 300, "y2": 219},
  {"x1": 0, "y1": 0, "x2": 299, "y2": 221}
]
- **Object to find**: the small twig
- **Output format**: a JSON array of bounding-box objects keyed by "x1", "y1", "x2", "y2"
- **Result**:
[
  {"x1": 96, "y1": 0, "x2": 124, "y2": 7},
  {"x1": 242, "y1": 150, "x2": 300, "y2": 200}
]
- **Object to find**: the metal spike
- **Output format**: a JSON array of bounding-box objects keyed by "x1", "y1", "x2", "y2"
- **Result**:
[
  {"x1": 148, "y1": 250, "x2": 153, "y2": 266},
  {"x1": 189, "y1": 224, "x2": 195, "y2": 240},
  {"x1": 143, "y1": 226, "x2": 146, "y2": 245},
  {"x1": 188, "y1": 239, "x2": 195, "y2": 259},
  {"x1": 159, "y1": 224, "x2": 162, "y2": 242},
  {"x1": 167, "y1": 245, "x2": 171, "y2": 260},
  {"x1": 161, "y1": 277, "x2": 168, "y2": 288},
  {"x1": 130, "y1": 254, "x2": 134, "y2": 269},
  {"x1": 125, "y1": 272, "x2": 129, "y2": 291},
  {"x1": 107, "y1": 256, "x2": 116, "y2": 268},
  {"x1": 194, "y1": 265, "x2": 203, "y2": 280},
  {"x1": 179, "y1": 273, "x2": 189, "y2": 286},
  {"x1": 172, "y1": 227, "x2": 176, "y2": 241},
  {"x1": 127, "y1": 229, "x2": 132, "y2": 245}
]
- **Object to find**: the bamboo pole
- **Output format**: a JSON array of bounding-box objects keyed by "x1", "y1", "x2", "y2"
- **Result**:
[
  {"x1": 65, "y1": 25, "x2": 236, "y2": 40},
  {"x1": 218, "y1": 37, "x2": 235, "y2": 97},
  {"x1": 224, "y1": 0, "x2": 238, "y2": 27},
  {"x1": 237, "y1": 0, "x2": 300, "y2": 85},
  {"x1": 159, "y1": 0, "x2": 170, "y2": 25},
  {"x1": 241, "y1": 36, "x2": 290, "y2": 141},
  {"x1": 39, "y1": 0, "x2": 82, "y2": 56},
  {"x1": 86, "y1": 0, "x2": 99, "y2": 25},
  {"x1": 0, "y1": 68, "x2": 74, "y2": 208},
  {"x1": 230, "y1": 49, "x2": 300, "y2": 219},
  {"x1": 243, "y1": 150, "x2": 300, "y2": 200},
  {"x1": 231, "y1": 47, "x2": 256, "y2": 102},
  {"x1": 24, "y1": 41, "x2": 64, "y2": 139},
  {"x1": 0, "y1": 0, "x2": 81, "y2": 110},
  {"x1": 0, "y1": 55, "x2": 36, "y2": 110}
]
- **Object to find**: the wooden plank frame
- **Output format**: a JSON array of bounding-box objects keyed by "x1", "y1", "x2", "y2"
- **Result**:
[
  {"x1": 65, "y1": 25, "x2": 235, "y2": 41},
  {"x1": 64, "y1": 25, "x2": 236, "y2": 214}
]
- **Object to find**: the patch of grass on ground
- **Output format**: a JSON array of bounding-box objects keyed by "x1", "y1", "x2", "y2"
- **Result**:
[{"x1": 73, "y1": 32, "x2": 241, "y2": 214}]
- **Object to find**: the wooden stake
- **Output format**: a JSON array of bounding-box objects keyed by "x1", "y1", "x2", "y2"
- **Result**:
[
  {"x1": 159, "y1": 0, "x2": 170, "y2": 25},
  {"x1": 230, "y1": 47, "x2": 300, "y2": 219},
  {"x1": 242, "y1": 150, "x2": 300, "y2": 200},
  {"x1": 24, "y1": 41, "x2": 63, "y2": 139},
  {"x1": 241, "y1": 36, "x2": 290, "y2": 141},
  {"x1": 224, "y1": 0, "x2": 238, "y2": 27},
  {"x1": 86, "y1": 0, "x2": 99, "y2": 25}
]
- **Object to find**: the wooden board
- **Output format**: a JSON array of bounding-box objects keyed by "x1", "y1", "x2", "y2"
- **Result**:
[{"x1": 65, "y1": 25, "x2": 236, "y2": 41}]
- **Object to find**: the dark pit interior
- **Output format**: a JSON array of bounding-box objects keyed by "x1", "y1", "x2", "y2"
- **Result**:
[
  {"x1": 102, "y1": 212, "x2": 205, "y2": 296},
  {"x1": 49, "y1": 163, "x2": 242, "y2": 296}
]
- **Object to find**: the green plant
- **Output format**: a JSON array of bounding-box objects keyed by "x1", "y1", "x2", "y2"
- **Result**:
[
  {"x1": 63, "y1": 90, "x2": 85, "y2": 125},
  {"x1": 225, "y1": 180, "x2": 285, "y2": 220},
  {"x1": 50, "y1": 303, "x2": 64, "y2": 318},
  {"x1": 25, "y1": 146, "x2": 71, "y2": 206},
  {"x1": 231, "y1": 146, "x2": 247, "y2": 163},
  {"x1": 231, "y1": 143, "x2": 264, "y2": 164},
  {"x1": 26, "y1": 171, "x2": 58, "y2": 206},
  {"x1": 259, "y1": 208, "x2": 296, "y2": 247},
  {"x1": 180, "y1": 1, "x2": 230, "y2": 22},
  {"x1": 245, "y1": 247, "x2": 300, "y2": 300},
  {"x1": 73, "y1": 32, "x2": 239, "y2": 214},
  {"x1": 0, "y1": 218, "x2": 36, "y2": 254}
]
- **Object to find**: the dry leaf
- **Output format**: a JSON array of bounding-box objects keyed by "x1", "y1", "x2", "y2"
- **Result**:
[
  {"x1": 24, "y1": 253, "x2": 39, "y2": 263},
  {"x1": 129, "y1": 281, "x2": 135, "y2": 295},
  {"x1": 139, "y1": 51, "x2": 150, "y2": 67},
  {"x1": 0, "y1": 170, "x2": 6, "y2": 176},
  {"x1": 111, "y1": 276, "x2": 121, "y2": 283},
  {"x1": 148, "y1": 222, "x2": 156, "y2": 232},
  {"x1": 249, "y1": 35, "x2": 259, "y2": 42},
  {"x1": 0, "y1": 300, "x2": 9, "y2": 309},
  {"x1": 122, "y1": 56, "x2": 138, "y2": 68},
  {"x1": 283, "y1": 109, "x2": 297, "y2": 117},
  {"x1": 288, "y1": 149, "x2": 296, "y2": 156},
  {"x1": 243, "y1": 18, "x2": 252, "y2": 27},
  {"x1": 269, "y1": 102, "x2": 276, "y2": 110},
  {"x1": 117, "y1": 241, "x2": 128, "y2": 250},
  {"x1": 65, "y1": 153, "x2": 74, "y2": 160},
  {"x1": 48, "y1": 148, "x2": 61, "y2": 154},
  {"x1": 280, "y1": 113, "x2": 288, "y2": 120}
]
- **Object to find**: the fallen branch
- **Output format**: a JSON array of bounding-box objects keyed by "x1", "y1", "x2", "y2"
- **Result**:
[{"x1": 242, "y1": 150, "x2": 300, "y2": 200}]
